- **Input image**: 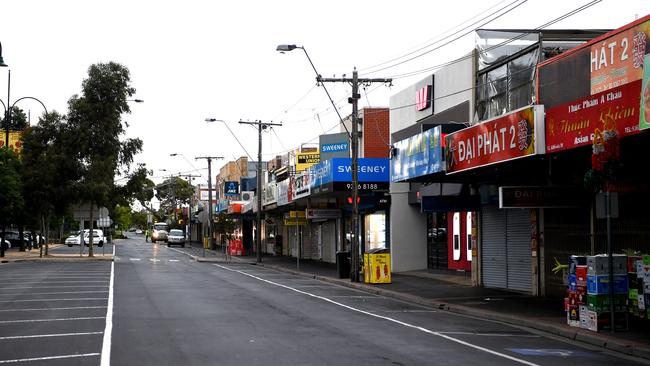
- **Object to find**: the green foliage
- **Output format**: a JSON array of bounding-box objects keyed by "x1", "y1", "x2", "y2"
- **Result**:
[
  {"x1": 214, "y1": 213, "x2": 237, "y2": 243},
  {"x1": 155, "y1": 176, "x2": 194, "y2": 218},
  {"x1": 0, "y1": 106, "x2": 28, "y2": 130},
  {"x1": 0, "y1": 148, "x2": 24, "y2": 228},
  {"x1": 130, "y1": 210, "x2": 148, "y2": 229},
  {"x1": 113, "y1": 205, "x2": 132, "y2": 230}
]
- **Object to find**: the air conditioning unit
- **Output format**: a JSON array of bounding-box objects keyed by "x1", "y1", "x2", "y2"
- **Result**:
[{"x1": 241, "y1": 191, "x2": 254, "y2": 202}]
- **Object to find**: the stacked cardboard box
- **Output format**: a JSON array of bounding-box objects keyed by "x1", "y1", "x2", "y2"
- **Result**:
[{"x1": 583, "y1": 254, "x2": 628, "y2": 332}]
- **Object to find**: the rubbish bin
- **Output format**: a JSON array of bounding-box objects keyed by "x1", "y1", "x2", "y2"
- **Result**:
[
  {"x1": 336, "y1": 251, "x2": 351, "y2": 279},
  {"x1": 364, "y1": 248, "x2": 391, "y2": 284}
]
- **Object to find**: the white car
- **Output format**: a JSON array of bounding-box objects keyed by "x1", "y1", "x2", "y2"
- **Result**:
[
  {"x1": 167, "y1": 229, "x2": 185, "y2": 247},
  {"x1": 66, "y1": 230, "x2": 105, "y2": 247},
  {"x1": 65, "y1": 231, "x2": 81, "y2": 247}
]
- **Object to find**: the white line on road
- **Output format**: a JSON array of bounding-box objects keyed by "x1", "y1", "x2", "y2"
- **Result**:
[
  {"x1": 0, "y1": 298, "x2": 108, "y2": 303},
  {"x1": 0, "y1": 353, "x2": 100, "y2": 364},
  {"x1": 213, "y1": 264, "x2": 541, "y2": 366},
  {"x1": 0, "y1": 306, "x2": 107, "y2": 312},
  {"x1": 169, "y1": 259, "x2": 179, "y2": 262},
  {"x1": 0, "y1": 285, "x2": 108, "y2": 290},
  {"x1": 0, "y1": 317, "x2": 105, "y2": 324},
  {"x1": 129, "y1": 258, "x2": 141, "y2": 261},
  {"x1": 0, "y1": 291, "x2": 108, "y2": 296},
  {"x1": 438, "y1": 332, "x2": 541, "y2": 338},
  {"x1": 100, "y1": 260, "x2": 115, "y2": 366},
  {"x1": 0, "y1": 332, "x2": 103, "y2": 340}
]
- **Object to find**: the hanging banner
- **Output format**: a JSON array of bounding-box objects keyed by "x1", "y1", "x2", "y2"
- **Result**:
[
  {"x1": 641, "y1": 54, "x2": 650, "y2": 130},
  {"x1": 445, "y1": 105, "x2": 544, "y2": 173},
  {"x1": 546, "y1": 80, "x2": 641, "y2": 153},
  {"x1": 391, "y1": 126, "x2": 444, "y2": 182},
  {"x1": 263, "y1": 182, "x2": 277, "y2": 206},
  {"x1": 590, "y1": 19, "x2": 650, "y2": 95},
  {"x1": 0, "y1": 131, "x2": 24, "y2": 153},
  {"x1": 276, "y1": 179, "x2": 291, "y2": 206},
  {"x1": 291, "y1": 172, "x2": 311, "y2": 200}
]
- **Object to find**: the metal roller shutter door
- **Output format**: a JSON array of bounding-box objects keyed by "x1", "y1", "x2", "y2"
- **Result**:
[
  {"x1": 505, "y1": 209, "x2": 532, "y2": 292},
  {"x1": 481, "y1": 206, "x2": 507, "y2": 289}
]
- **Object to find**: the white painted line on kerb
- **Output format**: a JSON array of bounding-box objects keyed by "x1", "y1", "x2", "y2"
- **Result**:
[
  {"x1": 0, "y1": 306, "x2": 107, "y2": 312},
  {"x1": 100, "y1": 260, "x2": 115, "y2": 366},
  {"x1": 213, "y1": 264, "x2": 541, "y2": 366},
  {"x1": 0, "y1": 353, "x2": 100, "y2": 364},
  {"x1": 0, "y1": 298, "x2": 108, "y2": 303},
  {"x1": 0, "y1": 291, "x2": 108, "y2": 296},
  {"x1": 0, "y1": 317, "x2": 105, "y2": 324},
  {"x1": 0, "y1": 331, "x2": 103, "y2": 340}
]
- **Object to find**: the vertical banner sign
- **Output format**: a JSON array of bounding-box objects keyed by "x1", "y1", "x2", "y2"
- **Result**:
[
  {"x1": 546, "y1": 80, "x2": 641, "y2": 152},
  {"x1": 445, "y1": 106, "x2": 543, "y2": 173},
  {"x1": 391, "y1": 126, "x2": 444, "y2": 182},
  {"x1": 641, "y1": 53, "x2": 650, "y2": 130},
  {"x1": 0, "y1": 131, "x2": 23, "y2": 153},
  {"x1": 590, "y1": 20, "x2": 649, "y2": 94}
]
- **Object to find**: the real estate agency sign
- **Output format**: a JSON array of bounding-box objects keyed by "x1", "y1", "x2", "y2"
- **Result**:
[
  {"x1": 445, "y1": 105, "x2": 544, "y2": 173},
  {"x1": 546, "y1": 79, "x2": 641, "y2": 153}
]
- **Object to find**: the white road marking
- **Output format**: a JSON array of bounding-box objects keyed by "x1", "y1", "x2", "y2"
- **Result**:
[
  {"x1": 129, "y1": 258, "x2": 141, "y2": 261},
  {"x1": 100, "y1": 260, "x2": 115, "y2": 366},
  {"x1": 149, "y1": 259, "x2": 160, "y2": 263},
  {"x1": 214, "y1": 264, "x2": 541, "y2": 366},
  {"x1": 0, "y1": 306, "x2": 107, "y2": 313},
  {"x1": 0, "y1": 285, "x2": 108, "y2": 290},
  {"x1": 0, "y1": 298, "x2": 108, "y2": 303},
  {"x1": 0, "y1": 290, "x2": 108, "y2": 296},
  {"x1": 0, "y1": 331, "x2": 103, "y2": 340},
  {"x1": 439, "y1": 332, "x2": 541, "y2": 338},
  {"x1": 169, "y1": 259, "x2": 179, "y2": 262},
  {"x1": 0, "y1": 353, "x2": 100, "y2": 364},
  {"x1": 0, "y1": 316, "x2": 105, "y2": 324}
]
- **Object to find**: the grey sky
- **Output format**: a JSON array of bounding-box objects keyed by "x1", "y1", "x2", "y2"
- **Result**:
[{"x1": 1, "y1": 0, "x2": 648, "y2": 187}]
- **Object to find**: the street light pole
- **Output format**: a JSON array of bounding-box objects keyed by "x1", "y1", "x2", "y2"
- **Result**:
[
  {"x1": 239, "y1": 119, "x2": 282, "y2": 263},
  {"x1": 195, "y1": 156, "x2": 223, "y2": 254}
]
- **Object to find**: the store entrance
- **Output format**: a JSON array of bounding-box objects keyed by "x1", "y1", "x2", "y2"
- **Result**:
[{"x1": 427, "y1": 212, "x2": 448, "y2": 269}]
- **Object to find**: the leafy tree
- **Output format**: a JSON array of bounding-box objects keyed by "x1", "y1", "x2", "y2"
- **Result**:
[
  {"x1": 155, "y1": 176, "x2": 194, "y2": 223},
  {"x1": 66, "y1": 62, "x2": 142, "y2": 256},
  {"x1": 0, "y1": 106, "x2": 28, "y2": 131},
  {"x1": 113, "y1": 205, "x2": 132, "y2": 230},
  {"x1": 131, "y1": 210, "x2": 148, "y2": 230},
  {"x1": 0, "y1": 148, "x2": 23, "y2": 257},
  {"x1": 214, "y1": 213, "x2": 237, "y2": 248}
]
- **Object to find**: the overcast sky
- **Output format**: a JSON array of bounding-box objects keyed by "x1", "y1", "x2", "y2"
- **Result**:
[{"x1": 1, "y1": 0, "x2": 648, "y2": 187}]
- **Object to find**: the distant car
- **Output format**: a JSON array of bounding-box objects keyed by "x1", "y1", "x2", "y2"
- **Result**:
[
  {"x1": 151, "y1": 223, "x2": 168, "y2": 243},
  {"x1": 3, "y1": 231, "x2": 29, "y2": 248},
  {"x1": 135, "y1": 229, "x2": 143, "y2": 234},
  {"x1": 66, "y1": 231, "x2": 82, "y2": 247},
  {"x1": 167, "y1": 229, "x2": 185, "y2": 247}
]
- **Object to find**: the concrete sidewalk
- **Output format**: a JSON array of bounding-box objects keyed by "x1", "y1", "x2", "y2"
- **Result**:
[
  {"x1": 182, "y1": 247, "x2": 650, "y2": 361},
  {"x1": 0, "y1": 243, "x2": 114, "y2": 263}
]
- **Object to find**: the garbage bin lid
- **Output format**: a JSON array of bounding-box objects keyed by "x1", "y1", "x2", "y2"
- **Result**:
[{"x1": 367, "y1": 248, "x2": 389, "y2": 254}]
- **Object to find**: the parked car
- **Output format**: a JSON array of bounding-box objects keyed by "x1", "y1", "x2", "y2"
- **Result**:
[
  {"x1": 167, "y1": 229, "x2": 185, "y2": 247},
  {"x1": 83, "y1": 229, "x2": 105, "y2": 247},
  {"x1": 3, "y1": 231, "x2": 29, "y2": 248},
  {"x1": 1, "y1": 238, "x2": 12, "y2": 250},
  {"x1": 65, "y1": 231, "x2": 81, "y2": 247},
  {"x1": 135, "y1": 229, "x2": 143, "y2": 234}
]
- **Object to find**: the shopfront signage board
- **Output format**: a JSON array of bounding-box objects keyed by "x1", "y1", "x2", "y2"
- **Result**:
[
  {"x1": 296, "y1": 152, "x2": 320, "y2": 172},
  {"x1": 276, "y1": 179, "x2": 291, "y2": 206},
  {"x1": 309, "y1": 158, "x2": 390, "y2": 195},
  {"x1": 224, "y1": 181, "x2": 239, "y2": 196},
  {"x1": 498, "y1": 186, "x2": 585, "y2": 208},
  {"x1": 445, "y1": 105, "x2": 545, "y2": 174},
  {"x1": 319, "y1": 132, "x2": 350, "y2": 160},
  {"x1": 291, "y1": 172, "x2": 311, "y2": 200},
  {"x1": 391, "y1": 126, "x2": 444, "y2": 182},
  {"x1": 305, "y1": 209, "x2": 341, "y2": 219}
]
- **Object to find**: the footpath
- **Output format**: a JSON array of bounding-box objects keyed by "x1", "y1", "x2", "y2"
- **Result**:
[
  {"x1": 0, "y1": 243, "x2": 113, "y2": 263},
  {"x1": 179, "y1": 244, "x2": 650, "y2": 361}
]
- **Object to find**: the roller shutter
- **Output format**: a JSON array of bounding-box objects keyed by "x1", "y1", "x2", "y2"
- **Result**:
[{"x1": 481, "y1": 206, "x2": 507, "y2": 289}]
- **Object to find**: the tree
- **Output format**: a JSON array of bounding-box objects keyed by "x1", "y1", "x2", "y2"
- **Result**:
[
  {"x1": 213, "y1": 213, "x2": 237, "y2": 248},
  {"x1": 0, "y1": 148, "x2": 23, "y2": 257},
  {"x1": 0, "y1": 106, "x2": 28, "y2": 131},
  {"x1": 155, "y1": 176, "x2": 194, "y2": 225},
  {"x1": 66, "y1": 62, "x2": 142, "y2": 256},
  {"x1": 113, "y1": 205, "x2": 132, "y2": 231}
]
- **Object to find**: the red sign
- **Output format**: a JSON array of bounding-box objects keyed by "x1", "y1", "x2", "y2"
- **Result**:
[
  {"x1": 546, "y1": 80, "x2": 641, "y2": 153},
  {"x1": 445, "y1": 106, "x2": 542, "y2": 173},
  {"x1": 416, "y1": 85, "x2": 431, "y2": 111}
]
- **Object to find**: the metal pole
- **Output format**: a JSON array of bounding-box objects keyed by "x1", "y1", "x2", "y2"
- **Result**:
[
  {"x1": 188, "y1": 176, "x2": 192, "y2": 249},
  {"x1": 256, "y1": 121, "x2": 263, "y2": 263},
  {"x1": 350, "y1": 69, "x2": 360, "y2": 282},
  {"x1": 207, "y1": 158, "x2": 213, "y2": 255},
  {"x1": 606, "y1": 191, "x2": 615, "y2": 333},
  {"x1": 4, "y1": 70, "x2": 9, "y2": 149}
]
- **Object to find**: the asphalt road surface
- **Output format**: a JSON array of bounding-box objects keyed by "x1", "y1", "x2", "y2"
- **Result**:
[{"x1": 0, "y1": 234, "x2": 647, "y2": 365}]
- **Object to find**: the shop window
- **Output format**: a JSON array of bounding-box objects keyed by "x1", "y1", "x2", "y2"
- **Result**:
[{"x1": 364, "y1": 211, "x2": 387, "y2": 251}]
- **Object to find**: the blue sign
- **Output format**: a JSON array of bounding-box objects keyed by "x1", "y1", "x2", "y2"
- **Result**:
[
  {"x1": 224, "y1": 181, "x2": 239, "y2": 196},
  {"x1": 310, "y1": 158, "x2": 390, "y2": 190},
  {"x1": 391, "y1": 126, "x2": 444, "y2": 182},
  {"x1": 321, "y1": 142, "x2": 349, "y2": 153}
]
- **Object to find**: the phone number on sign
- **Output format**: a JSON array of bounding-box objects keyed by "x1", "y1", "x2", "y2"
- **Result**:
[{"x1": 346, "y1": 183, "x2": 379, "y2": 190}]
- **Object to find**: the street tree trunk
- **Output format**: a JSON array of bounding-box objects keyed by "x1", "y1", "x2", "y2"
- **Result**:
[{"x1": 88, "y1": 203, "x2": 94, "y2": 257}]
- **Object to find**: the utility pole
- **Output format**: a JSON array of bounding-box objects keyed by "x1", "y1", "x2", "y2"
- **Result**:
[
  {"x1": 318, "y1": 68, "x2": 391, "y2": 282},
  {"x1": 179, "y1": 173, "x2": 200, "y2": 248},
  {"x1": 238, "y1": 119, "x2": 282, "y2": 263},
  {"x1": 195, "y1": 156, "x2": 223, "y2": 254}
]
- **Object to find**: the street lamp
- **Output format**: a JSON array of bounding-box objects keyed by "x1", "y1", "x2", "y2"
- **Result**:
[
  {"x1": 127, "y1": 99, "x2": 144, "y2": 103},
  {"x1": 0, "y1": 42, "x2": 7, "y2": 67}
]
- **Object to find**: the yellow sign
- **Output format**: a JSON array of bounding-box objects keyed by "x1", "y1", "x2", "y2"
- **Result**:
[
  {"x1": 284, "y1": 218, "x2": 307, "y2": 226},
  {"x1": 296, "y1": 152, "x2": 320, "y2": 172},
  {"x1": 287, "y1": 211, "x2": 306, "y2": 218},
  {"x1": 0, "y1": 131, "x2": 24, "y2": 154},
  {"x1": 363, "y1": 252, "x2": 391, "y2": 284}
]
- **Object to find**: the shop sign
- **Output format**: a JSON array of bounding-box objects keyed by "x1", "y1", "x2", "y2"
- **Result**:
[
  {"x1": 498, "y1": 186, "x2": 585, "y2": 209},
  {"x1": 0, "y1": 131, "x2": 24, "y2": 154},
  {"x1": 319, "y1": 132, "x2": 350, "y2": 160},
  {"x1": 641, "y1": 55, "x2": 650, "y2": 130},
  {"x1": 263, "y1": 182, "x2": 277, "y2": 206},
  {"x1": 331, "y1": 158, "x2": 390, "y2": 182},
  {"x1": 199, "y1": 190, "x2": 217, "y2": 201},
  {"x1": 391, "y1": 126, "x2": 444, "y2": 182},
  {"x1": 546, "y1": 80, "x2": 641, "y2": 153},
  {"x1": 224, "y1": 181, "x2": 239, "y2": 196},
  {"x1": 284, "y1": 211, "x2": 306, "y2": 219},
  {"x1": 590, "y1": 19, "x2": 649, "y2": 95},
  {"x1": 416, "y1": 85, "x2": 431, "y2": 111},
  {"x1": 296, "y1": 152, "x2": 320, "y2": 172},
  {"x1": 291, "y1": 172, "x2": 311, "y2": 200},
  {"x1": 445, "y1": 105, "x2": 544, "y2": 174},
  {"x1": 276, "y1": 179, "x2": 291, "y2": 206},
  {"x1": 305, "y1": 209, "x2": 341, "y2": 219},
  {"x1": 284, "y1": 218, "x2": 307, "y2": 226}
]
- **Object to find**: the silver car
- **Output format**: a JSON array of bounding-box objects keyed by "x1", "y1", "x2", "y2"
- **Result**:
[{"x1": 167, "y1": 229, "x2": 185, "y2": 247}]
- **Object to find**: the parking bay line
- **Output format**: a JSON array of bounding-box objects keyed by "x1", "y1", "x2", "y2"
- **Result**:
[
  {"x1": 0, "y1": 316, "x2": 105, "y2": 324},
  {"x1": 0, "y1": 331, "x2": 103, "y2": 340},
  {"x1": 0, "y1": 291, "x2": 108, "y2": 296},
  {"x1": 214, "y1": 264, "x2": 541, "y2": 366},
  {"x1": 0, "y1": 306, "x2": 107, "y2": 313},
  {"x1": 0, "y1": 285, "x2": 108, "y2": 290},
  {"x1": 0, "y1": 298, "x2": 108, "y2": 303},
  {"x1": 0, "y1": 353, "x2": 100, "y2": 364}
]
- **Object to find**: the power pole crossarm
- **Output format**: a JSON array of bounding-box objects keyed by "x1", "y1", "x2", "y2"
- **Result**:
[{"x1": 238, "y1": 119, "x2": 282, "y2": 263}]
